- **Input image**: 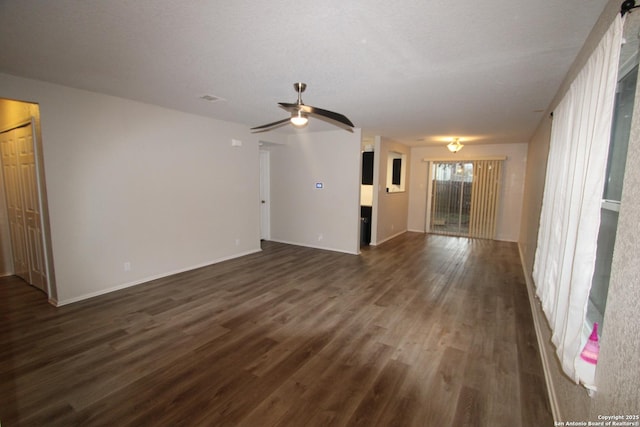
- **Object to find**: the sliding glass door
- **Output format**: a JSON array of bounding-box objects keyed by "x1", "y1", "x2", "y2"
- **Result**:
[
  {"x1": 429, "y1": 160, "x2": 502, "y2": 239},
  {"x1": 430, "y1": 162, "x2": 473, "y2": 236}
]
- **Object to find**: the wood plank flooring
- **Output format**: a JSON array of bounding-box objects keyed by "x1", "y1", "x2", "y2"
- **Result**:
[{"x1": 0, "y1": 233, "x2": 552, "y2": 426}]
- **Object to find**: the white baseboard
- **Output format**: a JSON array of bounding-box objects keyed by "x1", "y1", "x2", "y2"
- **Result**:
[
  {"x1": 53, "y1": 248, "x2": 262, "y2": 307},
  {"x1": 267, "y1": 239, "x2": 359, "y2": 255},
  {"x1": 372, "y1": 229, "x2": 407, "y2": 246},
  {"x1": 517, "y1": 243, "x2": 561, "y2": 421}
]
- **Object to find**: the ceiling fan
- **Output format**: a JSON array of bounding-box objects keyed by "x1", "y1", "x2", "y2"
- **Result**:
[{"x1": 251, "y1": 83, "x2": 354, "y2": 132}]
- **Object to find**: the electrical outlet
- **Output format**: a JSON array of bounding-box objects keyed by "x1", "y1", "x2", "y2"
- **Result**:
[
  {"x1": 318, "y1": 234, "x2": 323, "y2": 241},
  {"x1": 124, "y1": 262, "x2": 131, "y2": 272}
]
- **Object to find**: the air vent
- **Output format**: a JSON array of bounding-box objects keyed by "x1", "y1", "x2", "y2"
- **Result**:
[{"x1": 199, "y1": 94, "x2": 225, "y2": 103}]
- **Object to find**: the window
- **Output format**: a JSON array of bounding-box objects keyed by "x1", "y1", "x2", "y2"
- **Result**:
[{"x1": 587, "y1": 63, "x2": 638, "y2": 329}]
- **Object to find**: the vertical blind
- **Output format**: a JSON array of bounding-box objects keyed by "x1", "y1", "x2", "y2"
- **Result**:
[{"x1": 469, "y1": 160, "x2": 502, "y2": 240}]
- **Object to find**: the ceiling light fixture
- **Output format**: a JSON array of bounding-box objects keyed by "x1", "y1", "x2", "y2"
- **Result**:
[
  {"x1": 447, "y1": 138, "x2": 464, "y2": 153},
  {"x1": 290, "y1": 110, "x2": 308, "y2": 127}
]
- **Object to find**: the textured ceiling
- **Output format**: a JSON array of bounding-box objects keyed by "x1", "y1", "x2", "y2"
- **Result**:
[{"x1": 0, "y1": 0, "x2": 609, "y2": 147}]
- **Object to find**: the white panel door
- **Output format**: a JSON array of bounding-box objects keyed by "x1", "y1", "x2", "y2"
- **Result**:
[
  {"x1": 17, "y1": 124, "x2": 47, "y2": 290},
  {"x1": 0, "y1": 128, "x2": 30, "y2": 281},
  {"x1": 259, "y1": 150, "x2": 270, "y2": 240},
  {"x1": 0, "y1": 124, "x2": 47, "y2": 292}
]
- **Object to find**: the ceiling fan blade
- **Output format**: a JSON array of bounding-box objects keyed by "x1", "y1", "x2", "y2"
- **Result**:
[
  {"x1": 277, "y1": 102, "x2": 301, "y2": 113},
  {"x1": 305, "y1": 105, "x2": 354, "y2": 128},
  {"x1": 278, "y1": 102, "x2": 354, "y2": 128},
  {"x1": 251, "y1": 117, "x2": 291, "y2": 131}
]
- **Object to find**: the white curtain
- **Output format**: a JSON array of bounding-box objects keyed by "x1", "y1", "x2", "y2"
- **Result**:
[{"x1": 533, "y1": 16, "x2": 623, "y2": 384}]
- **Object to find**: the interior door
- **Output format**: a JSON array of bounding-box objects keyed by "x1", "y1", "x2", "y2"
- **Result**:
[
  {"x1": 259, "y1": 150, "x2": 270, "y2": 240},
  {"x1": 0, "y1": 127, "x2": 30, "y2": 281},
  {"x1": 0, "y1": 123, "x2": 47, "y2": 291},
  {"x1": 17, "y1": 124, "x2": 47, "y2": 290}
]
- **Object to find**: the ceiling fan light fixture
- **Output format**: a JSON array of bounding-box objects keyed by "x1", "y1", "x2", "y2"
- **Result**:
[
  {"x1": 290, "y1": 111, "x2": 308, "y2": 127},
  {"x1": 447, "y1": 138, "x2": 464, "y2": 153}
]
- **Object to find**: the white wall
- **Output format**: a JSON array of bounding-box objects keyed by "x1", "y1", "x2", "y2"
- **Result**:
[
  {"x1": 0, "y1": 73, "x2": 262, "y2": 304},
  {"x1": 408, "y1": 142, "x2": 527, "y2": 242},
  {"x1": 268, "y1": 129, "x2": 361, "y2": 254},
  {"x1": 374, "y1": 137, "x2": 410, "y2": 244}
]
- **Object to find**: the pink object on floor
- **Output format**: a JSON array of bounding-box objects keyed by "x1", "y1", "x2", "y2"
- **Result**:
[{"x1": 580, "y1": 322, "x2": 600, "y2": 365}]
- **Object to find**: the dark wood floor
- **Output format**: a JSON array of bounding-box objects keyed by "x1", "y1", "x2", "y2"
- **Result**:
[{"x1": 0, "y1": 233, "x2": 552, "y2": 426}]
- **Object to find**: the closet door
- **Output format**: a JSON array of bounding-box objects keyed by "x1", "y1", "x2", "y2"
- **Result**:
[
  {"x1": 17, "y1": 124, "x2": 46, "y2": 290},
  {"x1": 0, "y1": 128, "x2": 30, "y2": 282},
  {"x1": 0, "y1": 123, "x2": 46, "y2": 291}
]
